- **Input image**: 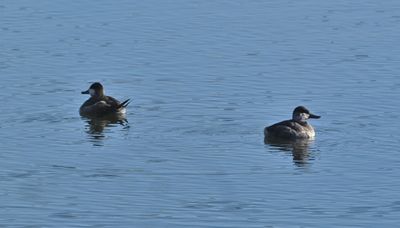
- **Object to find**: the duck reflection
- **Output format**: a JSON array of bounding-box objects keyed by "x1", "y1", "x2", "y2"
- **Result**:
[
  {"x1": 83, "y1": 113, "x2": 129, "y2": 146},
  {"x1": 264, "y1": 137, "x2": 314, "y2": 167}
]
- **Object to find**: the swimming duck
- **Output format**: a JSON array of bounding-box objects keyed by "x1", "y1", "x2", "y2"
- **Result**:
[
  {"x1": 79, "y1": 82, "x2": 130, "y2": 118},
  {"x1": 264, "y1": 106, "x2": 320, "y2": 140}
]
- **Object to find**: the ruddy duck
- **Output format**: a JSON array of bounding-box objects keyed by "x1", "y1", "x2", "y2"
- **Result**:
[
  {"x1": 79, "y1": 82, "x2": 130, "y2": 118},
  {"x1": 264, "y1": 106, "x2": 320, "y2": 140}
]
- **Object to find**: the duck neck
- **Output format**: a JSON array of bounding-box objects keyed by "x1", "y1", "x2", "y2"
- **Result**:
[
  {"x1": 92, "y1": 91, "x2": 105, "y2": 99},
  {"x1": 293, "y1": 114, "x2": 308, "y2": 125}
]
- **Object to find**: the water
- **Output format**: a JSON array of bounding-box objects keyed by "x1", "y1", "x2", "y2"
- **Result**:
[{"x1": 1, "y1": 0, "x2": 400, "y2": 227}]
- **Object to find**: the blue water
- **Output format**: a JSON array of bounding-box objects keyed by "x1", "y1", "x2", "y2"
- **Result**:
[{"x1": 1, "y1": 0, "x2": 400, "y2": 227}]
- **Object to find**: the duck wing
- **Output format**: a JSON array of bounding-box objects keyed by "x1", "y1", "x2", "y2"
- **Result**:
[
  {"x1": 104, "y1": 96, "x2": 130, "y2": 112},
  {"x1": 265, "y1": 120, "x2": 300, "y2": 139},
  {"x1": 80, "y1": 96, "x2": 130, "y2": 117}
]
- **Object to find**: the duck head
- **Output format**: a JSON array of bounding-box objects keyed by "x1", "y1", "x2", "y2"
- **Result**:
[
  {"x1": 292, "y1": 106, "x2": 320, "y2": 123},
  {"x1": 81, "y1": 82, "x2": 104, "y2": 98}
]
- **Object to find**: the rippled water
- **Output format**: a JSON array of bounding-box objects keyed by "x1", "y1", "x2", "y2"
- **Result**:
[{"x1": 1, "y1": 0, "x2": 400, "y2": 227}]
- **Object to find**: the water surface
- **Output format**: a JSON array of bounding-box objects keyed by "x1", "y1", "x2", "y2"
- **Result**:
[{"x1": 1, "y1": 0, "x2": 400, "y2": 227}]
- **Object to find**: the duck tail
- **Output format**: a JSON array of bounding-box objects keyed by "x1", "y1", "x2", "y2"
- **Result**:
[{"x1": 118, "y1": 99, "x2": 131, "y2": 109}]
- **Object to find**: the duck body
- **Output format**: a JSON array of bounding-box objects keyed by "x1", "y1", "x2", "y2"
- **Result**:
[
  {"x1": 79, "y1": 82, "x2": 130, "y2": 118},
  {"x1": 264, "y1": 119, "x2": 315, "y2": 140},
  {"x1": 264, "y1": 106, "x2": 320, "y2": 140},
  {"x1": 79, "y1": 95, "x2": 129, "y2": 117}
]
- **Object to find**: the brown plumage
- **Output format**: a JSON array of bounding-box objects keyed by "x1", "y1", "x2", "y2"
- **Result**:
[
  {"x1": 264, "y1": 106, "x2": 320, "y2": 140},
  {"x1": 79, "y1": 82, "x2": 130, "y2": 118}
]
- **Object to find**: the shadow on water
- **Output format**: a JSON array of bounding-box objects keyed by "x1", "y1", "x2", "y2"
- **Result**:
[
  {"x1": 82, "y1": 113, "x2": 129, "y2": 146},
  {"x1": 264, "y1": 137, "x2": 314, "y2": 167}
]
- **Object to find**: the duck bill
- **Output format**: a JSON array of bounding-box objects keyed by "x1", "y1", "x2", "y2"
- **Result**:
[
  {"x1": 309, "y1": 113, "x2": 321, "y2": 119},
  {"x1": 81, "y1": 90, "x2": 90, "y2": 94}
]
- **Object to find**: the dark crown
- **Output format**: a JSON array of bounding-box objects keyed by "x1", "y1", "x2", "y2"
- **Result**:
[
  {"x1": 89, "y1": 82, "x2": 103, "y2": 91},
  {"x1": 293, "y1": 106, "x2": 310, "y2": 114}
]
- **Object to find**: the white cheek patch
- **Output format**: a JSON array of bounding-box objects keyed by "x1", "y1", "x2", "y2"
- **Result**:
[
  {"x1": 89, "y1": 89, "x2": 96, "y2": 96},
  {"x1": 299, "y1": 113, "x2": 309, "y2": 121}
]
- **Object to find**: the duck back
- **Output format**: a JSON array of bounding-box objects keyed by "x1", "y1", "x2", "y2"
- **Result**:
[
  {"x1": 264, "y1": 120, "x2": 315, "y2": 140},
  {"x1": 79, "y1": 96, "x2": 127, "y2": 117}
]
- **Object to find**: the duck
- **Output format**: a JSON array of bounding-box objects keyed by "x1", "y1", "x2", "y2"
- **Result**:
[
  {"x1": 264, "y1": 106, "x2": 320, "y2": 140},
  {"x1": 79, "y1": 82, "x2": 130, "y2": 118}
]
